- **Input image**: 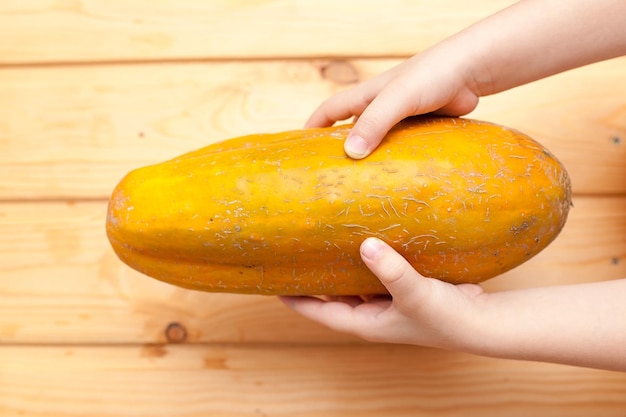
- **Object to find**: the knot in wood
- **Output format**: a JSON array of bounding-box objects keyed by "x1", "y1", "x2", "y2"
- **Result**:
[
  {"x1": 164, "y1": 322, "x2": 188, "y2": 343},
  {"x1": 320, "y1": 60, "x2": 359, "y2": 85}
]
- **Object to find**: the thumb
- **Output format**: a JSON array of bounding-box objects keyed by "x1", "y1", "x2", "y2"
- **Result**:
[
  {"x1": 343, "y1": 77, "x2": 423, "y2": 159},
  {"x1": 343, "y1": 104, "x2": 403, "y2": 160},
  {"x1": 359, "y1": 237, "x2": 427, "y2": 301}
]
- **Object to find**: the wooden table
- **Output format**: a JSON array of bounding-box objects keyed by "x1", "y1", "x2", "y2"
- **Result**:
[{"x1": 1, "y1": 1, "x2": 625, "y2": 416}]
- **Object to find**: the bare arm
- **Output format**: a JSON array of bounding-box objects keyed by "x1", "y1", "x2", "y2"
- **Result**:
[
  {"x1": 288, "y1": 0, "x2": 626, "y2": 371},
  {"x1": 306, "y1": 0, "x2": 626, "y2": 158},
  {"x1": 281, "y1": 238, "x2": 626, "y2": 371}
]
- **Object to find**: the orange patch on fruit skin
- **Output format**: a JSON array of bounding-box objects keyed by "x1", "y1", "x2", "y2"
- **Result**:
[{"x1": 106, "y1": 116, "x2": 572, "y2": 295}]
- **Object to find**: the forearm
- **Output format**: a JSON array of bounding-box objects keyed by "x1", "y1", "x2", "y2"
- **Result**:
[
  {"x1": 471, "y1": 279, "x2": 626, "y2": 371},
  {"x1": 446, "y1": 0, "x2": 626, "y2": 96}
]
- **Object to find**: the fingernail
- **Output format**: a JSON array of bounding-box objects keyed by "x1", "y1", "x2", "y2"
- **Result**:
[
  {"x1": 344, "y1": 134, "x2": 370, "y2": 159},
  {"x1": 360, "y1": 237, "x2": 385, "y2": 261}
]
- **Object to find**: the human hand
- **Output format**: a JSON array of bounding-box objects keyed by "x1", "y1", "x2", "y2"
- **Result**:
[
  {"x1": 306, "y1": 47, "x2": 483, "y2": 159},
  {"x1": 280, "y1": 237, "x2": 487, "y2": 350},
  {"x1": 281, "y1": 237, "x2": 626, "y2": 371},
  {"x1": 306, "y1": 0, "x2": 626, "y2": 160}
]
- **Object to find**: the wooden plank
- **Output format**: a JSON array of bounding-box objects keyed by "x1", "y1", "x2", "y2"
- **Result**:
[
  {"x1": 0, "y1": 199, "x2": 356, "y2": 345},
  {"x1": 1, "y1": 58, "x2": 625, "y2": 200},
  {"x1": 0, "y1": 59, "x2": 392, "y2": 200},
  {"x1": 1, "y1": 196, "x2": 624, "y2": 345},
  {"x1": 2, "y1": 344, "x2": 626, "y2": 417},
  {"x1": 0, "y1": 0, "x2": 517, "y2": 64}
]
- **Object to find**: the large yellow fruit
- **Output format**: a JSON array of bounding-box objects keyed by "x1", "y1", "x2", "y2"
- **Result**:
[{"x1": 106, "y1": 117, "x2": 571, "y2": 295}]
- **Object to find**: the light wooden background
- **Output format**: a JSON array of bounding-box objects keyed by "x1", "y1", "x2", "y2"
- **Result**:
[{"x1": 1, "y1": 1, "x2": 625, "y2": 416}]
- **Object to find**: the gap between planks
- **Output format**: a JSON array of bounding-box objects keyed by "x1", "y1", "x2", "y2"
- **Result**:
[
  {"x1": 0, "y1": 191, "x2": 623, "y2": 205},
  {"x1": 0, "y1": 55, "x2": 411, "y2": 70}
]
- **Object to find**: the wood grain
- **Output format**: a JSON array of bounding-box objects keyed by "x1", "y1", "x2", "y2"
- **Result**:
[
  {"x1": 1, "y1": 58, "x2": 624, "y2": 200},
  {"x1": 2, "y1": 344, "x2": 626, "y2": 417},
  {"x1": 2, "y1": 1, "x2": 625, "y2": 415},
  {"x1": 0, "y1": 0, "x2": 517, "y2": 64},
  {"x1": 1, "y1": 196, "x2": 624, "y2": 345}
]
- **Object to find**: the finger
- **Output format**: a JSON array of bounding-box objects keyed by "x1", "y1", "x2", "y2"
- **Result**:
[
  {"x1": 323, "y1": 295, "x2": 366, "y2": 307},
  {"x1": 279, "y1": 296, "x2": 367, "y2": 334},
  {"x1": 304, "y1": 68, "x2": 400, "y2": 129},
  {"x1": 343, "y1": 78, "x2": 424, "y2": 159},
  {"x1": 431, "y1": 88, "x2": 479, "y2": 117},
  {"x1": 279, "y1": 295, "x2": 395, "y2": 338},
  {"x1": 359, "y1": 237, "x2": 428, "y2": 303},
  {"x1": 304, "y1": 87, "x2": 374, "y2": 129}
]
